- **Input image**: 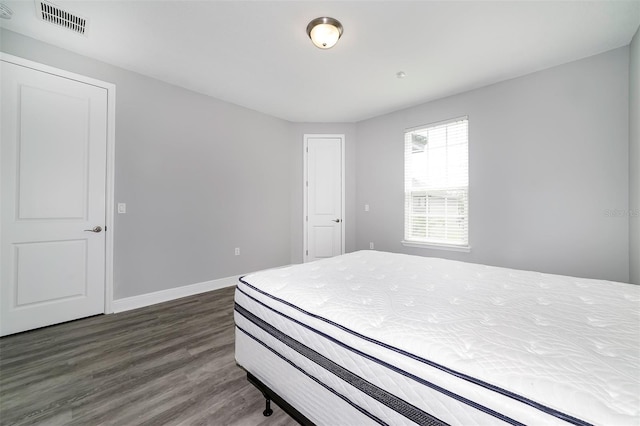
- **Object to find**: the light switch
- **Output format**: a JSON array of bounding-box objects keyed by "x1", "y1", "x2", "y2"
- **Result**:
[{"x1": 117, "y1": 203, "x2": 126, "y2": 214}]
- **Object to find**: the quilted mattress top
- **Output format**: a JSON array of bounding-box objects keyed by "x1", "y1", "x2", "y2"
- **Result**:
[{"x1": 242, "y1": 250, "x2": 640, "y2": 425}]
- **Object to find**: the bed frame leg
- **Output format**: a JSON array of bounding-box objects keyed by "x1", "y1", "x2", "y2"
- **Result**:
[
  {"x1": 263, "y1": 398, "x2": 273, "y2": 417},
  {"x1": 245, "y1": 372, "x2": 313, "y2": 424}
]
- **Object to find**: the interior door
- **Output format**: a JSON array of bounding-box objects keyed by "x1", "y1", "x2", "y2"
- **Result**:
[
  {"x1": 1, "y1": 60, "x2": 108, "y2": 336},
  {"x1": 305, "y1": 135, "x2": 344, "y2": 262}
]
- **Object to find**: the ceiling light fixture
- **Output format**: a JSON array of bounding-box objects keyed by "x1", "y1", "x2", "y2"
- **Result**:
[{"x1": 306, "y1": 17, "x2": 343, "y2": 49}]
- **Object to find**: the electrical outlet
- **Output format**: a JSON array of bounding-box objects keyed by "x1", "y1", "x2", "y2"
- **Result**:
[
  {"x1": 234, "y1": 248, "x2": 240, "y2": 256},
  {"x1": 369, "y1": 242, "x2": 374, "y2": 249},
  {"x1": 117, "y1": 203, "x2": 126, "y2": 214},
  {"x1": 364, "y1": 204, "x2": 369, "y2": 212}
]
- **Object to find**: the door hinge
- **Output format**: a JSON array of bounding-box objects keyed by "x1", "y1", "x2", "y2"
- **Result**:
[
  {"x1": 306, "y1": 215, "x2": 308, "y2": 221},
  {"x1": 306, "y1": 250, "x2": 308, "y2": 256},
  {"x1": 306, "y1": 181, "x2": 308, "y2": 187}
]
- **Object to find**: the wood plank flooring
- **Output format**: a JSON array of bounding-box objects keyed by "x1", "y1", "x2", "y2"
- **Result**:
[{"x1": 0, "y1": 286, "x2": 299, "y2": 425}]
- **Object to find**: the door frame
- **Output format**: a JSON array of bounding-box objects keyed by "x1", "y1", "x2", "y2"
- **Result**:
[
  {"x1": 1, "y1": 53, "x2": 116, "y2": 314},
  {"x1": 303, "y1": 134, "x2": 345, "y2": 263}
]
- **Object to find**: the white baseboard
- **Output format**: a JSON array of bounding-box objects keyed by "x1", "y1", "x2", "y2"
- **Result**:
[{"x1": 112, "y1": 274, "x2": 240, "y2": 313}]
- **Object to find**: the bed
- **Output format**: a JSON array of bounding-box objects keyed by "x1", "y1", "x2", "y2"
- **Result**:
[{"x1": 234, "y1": 250, "x2": 640, "y2": 425}]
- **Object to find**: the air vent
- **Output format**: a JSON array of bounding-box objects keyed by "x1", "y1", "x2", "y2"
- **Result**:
[
  {"x1": 36, "y1": 1, "x2": 87, "y2": 35},
  {"x1": 0, "y1": 4, "x2": 14, "y2": 20}
]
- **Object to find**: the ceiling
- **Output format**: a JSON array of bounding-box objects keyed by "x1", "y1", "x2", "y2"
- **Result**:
[{"x1": 1, "y1": 1, "x2": 639, "y2": 123}]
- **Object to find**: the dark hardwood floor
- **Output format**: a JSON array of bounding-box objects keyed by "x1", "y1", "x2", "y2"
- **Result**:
[{"x1": 0, "y1": 286, "x2": 298, "y2": 425}]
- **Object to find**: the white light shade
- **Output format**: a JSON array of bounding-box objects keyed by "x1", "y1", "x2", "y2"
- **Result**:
[
  {"x1": 306, "y1": 17, "x2": 343, "y2": 49},
  {"x1": 310, "y1": 23, "x2": 340, "y2": 49}
]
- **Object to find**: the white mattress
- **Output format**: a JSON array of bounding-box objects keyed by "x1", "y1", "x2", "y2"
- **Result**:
[{"x1": 234, "y1": 250, "x2": 640, "y2": 425}]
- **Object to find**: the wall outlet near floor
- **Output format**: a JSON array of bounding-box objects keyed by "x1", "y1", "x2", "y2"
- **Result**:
[
  {"x1": 117, "y1": 203, "x2": 126, "y2": 214},
  {"x1": 234, "y1": 247, "x2": 240, "y2": 256},
  {"x1": 369, "y1": 242, "x2": 374, "y2": 249},
  {"x1": 364, "y1": 204, "x2": 370, "y2": 212}
]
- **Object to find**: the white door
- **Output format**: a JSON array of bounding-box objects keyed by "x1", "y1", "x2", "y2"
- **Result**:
[
  {"x1": 304, "y1": 134, "x2": 344, "y2": 262},
  {"x1": 1, "y1": 59, "x2": 108, "y2": 336}
]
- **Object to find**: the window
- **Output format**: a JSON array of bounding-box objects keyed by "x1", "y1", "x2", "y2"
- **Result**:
[{"x1": 403, "y1": 117, "x2": 469, "y2": 250}]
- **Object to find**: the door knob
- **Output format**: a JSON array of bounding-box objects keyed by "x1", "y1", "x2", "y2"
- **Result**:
[
  {"x1": 84, "y1": 226, "x2": 102, "y2": 233},
  {"x1": 332, "y1": 219, "x2": 341, "y2": 223}
]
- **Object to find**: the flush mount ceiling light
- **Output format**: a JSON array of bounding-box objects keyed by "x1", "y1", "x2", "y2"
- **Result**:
[{"x1": 306, "y1": 17, "x2": 343, "y2": 49}]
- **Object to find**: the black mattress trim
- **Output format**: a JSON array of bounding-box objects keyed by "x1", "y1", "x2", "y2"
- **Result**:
[
  {"x1": 236, "y1": 289, "x2": 519, "y2": 425},
  {"x1": 238, "y1": 277, "x2": 592, "y2": 426},
  {"x1": 236, "y1": 304, "x2": 446, "y2": 426},
  {"x1": 237, "y1": 325, "x2": 386, "y2": 425}
]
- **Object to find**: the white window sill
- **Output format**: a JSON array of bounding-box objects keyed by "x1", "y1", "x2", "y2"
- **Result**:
[{"x1": 401, "y1": 240, "x2": 471, "y2": 253}]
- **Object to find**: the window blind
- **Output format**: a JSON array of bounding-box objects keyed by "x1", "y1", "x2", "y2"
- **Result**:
[{"x1": 404, "y1": 117, "x2": 469, "y2": 247}]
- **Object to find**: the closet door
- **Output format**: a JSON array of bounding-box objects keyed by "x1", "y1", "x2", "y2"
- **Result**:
[
  {"x1": 304, "y1": 134, "x2": 344, "y2": 262},
  {"x1": 1, "y1": 59, "x2": 108, "y2": 336}
]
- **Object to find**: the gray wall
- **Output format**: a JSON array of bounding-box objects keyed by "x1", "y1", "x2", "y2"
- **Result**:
[
  {"x1": 2, "y1": 28, "x2": 634, "y2": 297},
  {"x1": 289, "y1": 123, "x2": 358, "y2": 264},
  {"x1": 631, "y1": 28, "x2": 640, "y2": 285},
  {"x1": 355, "y1": 47, "x2": 630, "y2": 283},
  {"x1": 1, "y1": 29, "x2": 294, "y2": 299}
]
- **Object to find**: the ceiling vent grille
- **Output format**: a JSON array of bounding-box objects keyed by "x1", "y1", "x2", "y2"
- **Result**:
[{"x1": 36, "y1": 1, "x2": 87, "y2": 35}]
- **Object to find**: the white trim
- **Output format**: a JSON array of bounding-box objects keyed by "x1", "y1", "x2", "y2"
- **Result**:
[
  {"x1": 401, "y1": 240, "x2": 472, "y2": 253},
  {"x1": 405, "y1": 115, "x2": 469, "y2": 133},
  {"x1": 0, "y1": 52, "x2": 115, "y2": 91},
  {"x1": 341, "y1": 135, "x2": 346, "y2": 256},
  {"x1": 104, "y1": 78, "x2": 116, "y2": 314},
  {"x1": 303, "y1": 138, "x2": 308, "y2": 261},
  {"x1": 303, "y1": 134, "x2": 346, "y2": 263},
  {"x1": 112, "y1": 275, "x2": 240, "y2": 313},
  {"x1": 0, "y1": 52, "x2": 117, "y2": 315}
]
